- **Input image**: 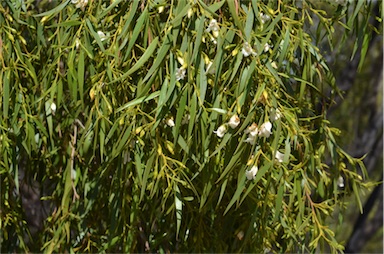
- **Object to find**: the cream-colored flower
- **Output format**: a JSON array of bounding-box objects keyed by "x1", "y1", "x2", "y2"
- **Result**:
[
  {"x1": 260, "y1": 12, "x2": 271, "y2": 24},
  {"x1": 213, "y1": 124, "x2": 227, "y2": 138},
  {"x1": 244, "y1": 123, "x2": 258, "y2": 145},
  {"x1": 71, "y1": 0, "x2": 88, "y2": 9},
  {"x1": 270, "y1": 108, "x2": 281, "y2": 122},
  {"x1": 228, "y1": 115, "x2": 240, "y2": 129},
  {"x1": 242, "y1": 42, "x2": 257, "y2": 57},
  {"x1": 337, "y1": 176, "x2": 345, "y2": 188},
  {"x1": 245, "y1": 123, "x2": 259, "y2": 136},
  {"x1": 176, "y1": 67, "x2": 186, "y2": 81},
  {"x1": 165, "y1": 117, "x2": 175, "y2": 127},
  {"x1": 264, "y1": 43, "x2": 272, "y2": 53},
  {"x1": 258, "y1": 121, "x2": 272, "y2": 138},
  {"x1": 50, "y1": 102, "x2": 57, "y2": 115},
  {"x1": 97, "y1": 31, "x2": 107, "y2": 42},
  {"x1": 206, "y1": 19, "x2": 220, "y2": 33},
  {"x1": 271, "y1": 61, "x2": 278, "y2": 69},
  {"x1": 275, "y1": 151, "x2": 284, "y2": 163},
  {"x1": 246, "y1": 166, "x2": 258, "y2": 180}
]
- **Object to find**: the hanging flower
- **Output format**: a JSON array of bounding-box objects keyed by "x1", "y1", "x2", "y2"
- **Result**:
[
  {"x1": 270, "y1": 108, "x2": 281, "y2": 122},
  {"x1": 71, "y1": 0, "x2": 88, "y2": 9},
  {"x1": 165, "y1": 117, "x2": 175, "y2": 127},
  {"x1": 275, "y1": 151, "x2": 284, "y2": 163},
  {"x1": 175, "y1": 67, "x2": 186, "y2": 81},
  {"x1": 241, "y1": 42, "x2": 257, "y2": 57},
  {"x1": 246, "y1": 166, "x2": 258, "y2": 180},
  {"x1": 97, "y1": 31, "x2": 107, "y2": 42},
  {"x1": 206, "y1": 19, "x2": 220, "y2": 33},
  {"x1": 244, "y1": 123, "x2": 258, "y2": 145},
  {"x1": 337, "y1": 176, "x2": 345, "y2": 188},
  {"x1": 264, "y1": 43, "x2": 272, "y2": 53},
  {"x1": 213, "y1": 124, "x2": 227, "y2": 138},
  {"x1": 50, "y1": 102, "x2": 57, "y2": 115},
  {"x1": 260, "y1": 12, "x2": 271, "y2": 24},
  {"x1": 228, "y1": 115, "x2": 240, "y2": 129},
  {"x1": 258, "y1": 121, "x2": 272, "y2": 138}
]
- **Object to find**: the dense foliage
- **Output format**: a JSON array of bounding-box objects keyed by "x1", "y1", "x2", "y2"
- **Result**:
[{"x1": 0, "y1": 0, "x2": 380, "y2": 252}]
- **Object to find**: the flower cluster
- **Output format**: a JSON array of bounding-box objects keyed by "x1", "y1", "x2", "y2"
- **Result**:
[
  {"x1": 71, "y1": 0, "x2": 88, "y2": 9},
  {"x1": 206, "y1": 19, "x2": 220, "y2": 36},
  {"x1": 244, "y1": 121, "x2": 272, "y2": 145},
  {"x1": 213, "y1": 114, "x2": 241, "y2": 138},
  {"x1": 259, "y1": 12, "x2": 271, "y2": 24},
  {"x1": 242, "y1": 42, "x2": 257, "y2": 57},
  {"x1": 270, "y1": 108, "x2": 281, "y2": 122}
]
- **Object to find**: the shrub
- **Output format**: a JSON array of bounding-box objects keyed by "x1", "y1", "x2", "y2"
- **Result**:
[{"x1": 0, "y1": 0, "x2": 378, "y2": 252}]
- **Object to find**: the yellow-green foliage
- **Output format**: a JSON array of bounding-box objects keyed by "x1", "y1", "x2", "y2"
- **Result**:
[{"x1": 0, "y1": 0, "x2": 377, "y2": 252}]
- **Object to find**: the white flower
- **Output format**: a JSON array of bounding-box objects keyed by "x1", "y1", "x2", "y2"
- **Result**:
[
  {"x1": 206, "y1": 19, "x2": 220, "y2": 33},
  {"x1": 258, "y1": 121, "x2": 272, "y2": 138},
  {"x1": 245, "y1": 123, "x2": 259, "y2": 136},
  {"x1": 228, "y1": 115, "x2": 240, "y2": 129},
  {"x1": 176, "y1": 67, "x2": 186, "y2": 81},
  {"x1": 264, "y1": 43, "x2": 272, "y2": 53},
  {"x1": 244, "y1": 123, "x2": 258, "y2": 145},
  {"x1": 271, "y1": 61, "x2": 278, "y2": 69},
  {"x1": 260, "y1": 12, "x2": 271, "y2": 24},
  {"x1": 275, "y1": 151, "x2": 284, "y2": 163},
  {"x1": 50, "y1": 102, "x2": 57, "y2": 114},
  {"x1": 337, "y1": 176, "x2": 345, "y2": 188},
  {"x1": 75, "y1": 38, "x2": 81, "y2": 49},
  {"x1": 97, "y1": 31, "x2": 107, "y2": 42},
  {"x1": 270, "y1": 108, "x2": 281, "y2": 122},
  {"x1": 241, "y1": 42, "x2": 257, "y2": 57},
  {"x1": 71, "y1": 0, "x2": 88, "y2": 9},
  {"x1": 213, "y1": 124, "x2": 227, "y2": 138},
  {"x1": 244, "y1": 136, "x2": 257, "y2": 145},
  {"x1": 165, "y1": 117, "x2": 175, "y2": 127},
  {"x1": 246, "y1": 166, "x2": 258, "y2": 180}
]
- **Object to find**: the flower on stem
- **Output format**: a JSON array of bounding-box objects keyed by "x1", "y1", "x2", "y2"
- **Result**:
[
  {"x1": 244, "y1": 123, "x2": 258, "y2": 145},
  {"x1": 206, "y1": 19, "x2": 220, "y2": 33},
  {"x1": 97, "y1": 31, "x2": 107, "y2": 42},
  {"x1": 175, "y1": 67, "x2": 186, "y2": 81},
  {"x1": 275, "y1": 151, "x2": 284, "y2": 163},
  {"x1": 50, "y1": 102, "x2": 57, "y2": 115},
  {"x1": 213, "y1": 124, "x2": 227, "y2": 138},
  {"x1": 242, "y1": 42, "x2": 257, "y2": 57},
  {"x1": 270, "y1": 108, "x2": 281, "y2": 122},
  {"x1": 165, "y1": 117, "x2": 175, "y2": 127},
  {"x1": 228, "y1": 115, "x2": 240, "y2": 129},
  {"x1": 71, "y1": 0, "x2": 88, "y2": 9},
  {"x1": 246, "y1": 166, "x2": 258, "y2": 180},
  {"x1": 259, "y1": 12, "x2": 271, "y2": 24},
  {"x1": 264, "y1": 43, "x2": 272, "y2": 53},
  {"x1": 258, "y1": 121, "x2": 272, "y2": 138}
]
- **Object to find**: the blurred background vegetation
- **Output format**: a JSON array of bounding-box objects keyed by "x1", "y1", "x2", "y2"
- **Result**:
[{"x1": 0, "y1": 0, "x2": 382, "y2": 253}]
